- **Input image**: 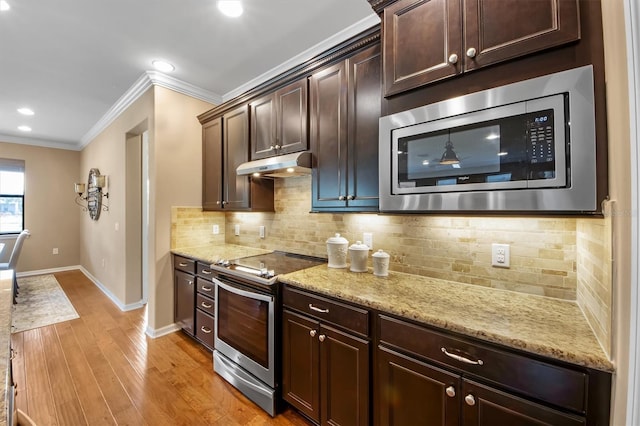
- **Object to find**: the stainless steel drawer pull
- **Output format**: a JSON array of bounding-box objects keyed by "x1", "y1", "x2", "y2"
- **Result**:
[
  {"x1": 308, "y1": 304, "x2": 329, "y2": 314},
  {"x1": 318, "y1": 334, "x2": 326, "y2": 342},
  {"x1": 441, "y1": 347, "x2": 484, "y2": 365},
  {"x1": 187, "y1": 280, "x2": 193, "y2": 285},
  {"x1": 201, "y1": 302, "x2": 212, "y2": 309},
  {"x1": 178, "y1": 262, "x2": 189, "y2": 267},
  {"x1": 309, "y1": 330, "x2": 317, "y2": 337},
  {"x1": 201, "y1": 269, "x2": 212, "y2": 275},
  {"x1": 200, "y1": 326, "x2": 212, "y2": 334},
  {"x1": 201, "y1": 286, "x2": 213, "y2": 292}
]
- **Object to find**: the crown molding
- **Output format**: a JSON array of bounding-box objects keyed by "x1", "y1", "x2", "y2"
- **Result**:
[
  {"x1": 222, "y1": 13, "x2": 381, "y2": 101},
  {"x1": 0, "y1": 133, "x2": 80, "y2": 151},
  {"x1": 79, "y1": 72, "x2": 222, "y2": 149}
]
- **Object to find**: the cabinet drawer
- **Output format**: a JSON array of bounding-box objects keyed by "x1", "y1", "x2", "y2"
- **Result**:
[
  {"x1": 283, "y1": 286, "x2": 369, "y2": 336},
  {"x1": 196, "y1": 277, "x2": 215, "y2": 296},
  {"x1": 196, "y1": 293, "x2": 215, "y2": 316},
  {"x1": 195, "y1": 309, "x2": 215, "y2": 349},
  {"x1": 173, "y1": 255, "x2": 195, "y2": 274},
  {"x1": 196, "y1": 262, "x2": 215, "y2": 279},
  {"x1": 378, "y1": 315, "x2": 587, "y2": 413}
]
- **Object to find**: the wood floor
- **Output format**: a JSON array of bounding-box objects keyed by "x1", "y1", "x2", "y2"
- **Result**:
[{"x1": 11, "y1": 270, "x2": 312, "y2": 426}]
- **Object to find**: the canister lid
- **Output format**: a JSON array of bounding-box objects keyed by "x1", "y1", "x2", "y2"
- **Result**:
[
  {"x1": 372, "y1": 249, "x2": 390, "y2": 258},
  {"x1": 326, "y1": 233, "x2": 348, "y2": 244},
  {"x1": 349, "y1": 241, "x2": 369, "y2": 251}
]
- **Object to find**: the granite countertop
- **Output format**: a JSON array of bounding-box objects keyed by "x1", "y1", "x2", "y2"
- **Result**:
[
  {"x1": 171, "y1": 244, "x2": 273, "y2": 264},
  {"x1": 279, "y1": 265, "x2": 614, "y2": 372},
  {"x1": 0, "y1": 270, "x2": 13, "y2": 426}
]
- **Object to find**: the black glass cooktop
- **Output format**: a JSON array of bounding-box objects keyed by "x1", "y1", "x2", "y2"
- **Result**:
[{"x1": 230, "y1": 251, "x2": 324, "y2": 276}]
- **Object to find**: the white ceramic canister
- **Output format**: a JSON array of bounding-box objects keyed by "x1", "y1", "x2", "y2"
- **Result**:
[
  {"x1": 326, "y1": 233, "x2": 348, "y2": 268},
  {"x1": 372, "y1": 249, "x2": 390, "y2": 277},
  {"x1": 349, "y1": 241, "x2": 369, "y2": 273}
]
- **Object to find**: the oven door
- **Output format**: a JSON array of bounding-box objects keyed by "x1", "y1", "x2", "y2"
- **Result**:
[{"x1": 214, "y1": 278, "x2": 275, "y2": 387}]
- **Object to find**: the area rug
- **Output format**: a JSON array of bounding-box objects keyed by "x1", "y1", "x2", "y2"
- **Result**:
[{"x1": 12, "y1": 274, "x2": 80, "y2": 333}]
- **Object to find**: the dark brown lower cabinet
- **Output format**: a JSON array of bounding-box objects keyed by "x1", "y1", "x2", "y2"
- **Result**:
[
  {"x1": 378, "y1": 346, "x2": 586, "y2": 426},
  {"x1": 282, "y1": 309, "x2": 370, "y2": 425},
  {"x1": 174, "y1": 270, "x2": 195, "y2": 336}
]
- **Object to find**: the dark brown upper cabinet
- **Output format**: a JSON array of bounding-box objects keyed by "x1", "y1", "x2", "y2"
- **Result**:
[
  {"x1": 201, "y1": 106, "x2": 274, "y2": 211},
  {"x1": 250, "y1": 79, "x2": 308, "y2": 160},
  {"x1": 310, "y1": 43, "x2": 381, "y2": 212},
  {"x1": 382, "y1": 0, "x2": 580, "y2": 96}
]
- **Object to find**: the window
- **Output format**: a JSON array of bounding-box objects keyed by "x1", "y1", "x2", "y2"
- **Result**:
[{"x1": 0, "y1": 158, "x2": 25, "y2": 234}]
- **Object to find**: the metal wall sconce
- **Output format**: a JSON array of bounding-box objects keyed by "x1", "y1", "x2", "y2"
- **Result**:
[{"x1": 75, "y1": 168, "x2": 109, "y2": 220}]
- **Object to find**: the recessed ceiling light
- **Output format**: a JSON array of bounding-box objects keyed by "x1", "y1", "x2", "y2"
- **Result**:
[
  {"x1": 217, "y1": 1, "x2": 243, "y2": 17},
  {"x1": 151, "y1": 60, "x2": 175, "y2": 72},
  {"x1": 17, "y1": 107, "x2": 34, "y2": 116},
  {"x1": 0, "y1": 1, "x2": 10, "y2": 12},
  {"x1": 18, "y1": 125, "x2": 32, "y2": 132}
]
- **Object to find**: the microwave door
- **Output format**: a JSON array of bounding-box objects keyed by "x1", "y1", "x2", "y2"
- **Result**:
[
  {"x1": 392, "y1": 102, "x2": 528, "y2": 195},
  {"x1": 525, "y1": 95, "x2": 567, "y2": 189}
]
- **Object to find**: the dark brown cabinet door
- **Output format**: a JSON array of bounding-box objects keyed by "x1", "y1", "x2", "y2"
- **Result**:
[
  {"x1": 347, "y1": 44, "x2": 381, "y2": 210},
  {"x1": 310, "y1": 60, "x2": 348, "y2": 209},
  {"x1": 251, "y1": 79, "x2": 308, "y2": 160},
  {"x1": 463, "y1": 0, "x2": 580, "y2": 72},
  {"x1": 383, "y1": 0, "x2": 462, "y2": 96},
  {"x1": 461, "y1": 379, "x2": 585, "y2": 426},
  {"x1": 319, "y1": 324, "x2": 370, "y2": 426},
  {"x1": 382, "y1": 0, "x2": 579, "y2": 96},
  {"x1": 223, "y1": 105, "x2": 251, "y2": 210},
  {"x1": 202, "y1": 117, "x2": 223, "y2": 211},
  {"x1": 174, "y1": 270, "x2": 195, "y2": 336},
  {"x1": 282, "y1": 309, "x2": 321, "y2": 423},
  {"x1": 311, "y1": 43, "x2": 381, "y2": 212},
  {"x1": 378, "y1": 346, "x2": 460, "y2": 426}
]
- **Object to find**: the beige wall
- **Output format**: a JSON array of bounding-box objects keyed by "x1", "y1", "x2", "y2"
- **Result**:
[
  {"x1": 0, "y1": 142, "x2": 81, "y2": 271},
  {"x1": 148, "y1": 86, "x2": 214, "y2": 331},
  {"x1": 600, "y1": 0, "x2": 633, "y2": 424},
  {"x1": 79, "y1": 88, "x2": 155, "y2": 306}
]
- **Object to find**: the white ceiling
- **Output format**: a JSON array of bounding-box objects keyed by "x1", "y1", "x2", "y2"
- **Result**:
[{"x1": 0, "y1": 0, "x2": 377, "y2": 150}]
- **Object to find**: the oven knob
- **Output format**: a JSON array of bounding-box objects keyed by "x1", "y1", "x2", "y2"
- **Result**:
[
  {"x1": 267, "y1": 269, "x2": 275, "y2": 278},
  {"x1": 260, "y1": 268, "x2": 268, "y2": 277}
]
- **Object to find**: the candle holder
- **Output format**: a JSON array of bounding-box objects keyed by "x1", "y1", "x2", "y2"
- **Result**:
[{"x1": 75, "y1": 168, "x2": 109, "y2": 220}]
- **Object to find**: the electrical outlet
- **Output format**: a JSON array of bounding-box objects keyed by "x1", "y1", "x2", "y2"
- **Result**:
[
  {"x1": 52, "y1": 248, "x2": 59, "y2": 255},
  {"x1": 234, "y1": 224, "x2": 240, "y2": 236},
  {"x1": 259, "y1": 225, "x2": 265, "y2": 239},
  {"x1": 213, "y1": 224, "x2": 220, "y2": 234},
  {"x1": 491, "y1": 243, "x2": 510, "y2": 268},
  {"x1": 363, "y1": 232, "x2": 373, "y2": 250}
]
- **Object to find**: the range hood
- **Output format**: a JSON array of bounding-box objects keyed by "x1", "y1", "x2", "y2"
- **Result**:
[{"x1": 236, "y1": 151, "x2": 312, "y2": 178}]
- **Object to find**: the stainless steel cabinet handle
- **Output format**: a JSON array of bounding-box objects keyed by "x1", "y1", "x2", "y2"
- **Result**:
[
  {"x1": 448, "y1": 53, "x2": 458, "y2": 64},
  {"x1": 269, "y1": 145, "x2": 275, "y2": 150},
  {"x1": 221, "y1": 200, "x2": 227, "y2": 206},
  {"x1": 347, "y1": 195, "x2": 354, "y2": 200},
  {"x1": 441, "y1": 347, "x2": 483, "y2": 365},
  {"x1": 201, "y1": 302, "x2": 212, "y2": 309},
  {"x1": 201, "y1": 286, "x2": 213, "y2": 292},
  {"x1": 445, "y1": 386, "x2": 456, "y2": 397},
  {"x1": 338, "y1": 195, "x2": 345, "y2": 201},
  {"x1": 318, "y1": 334, "x2": 326, "y2": 342},
  {"x1": 308, "y1": 304, "x2": 329, "y2": 314},
  {"x1": 465, "y1": 394, "x2": 476, "y2": 406},
  {"x1": 466, "y1": 47, "x2": 477, "y2": 58},
  {"x1": 275, "y1": 144, "x2": 281, "y2": 150},
  {"x1": 309, "y1": 330, "x2": 317, "y2": 337},
  {"x1": 178, "y1": 262, "x2": 188, "y2": 267},
  {"x1": 187, "y1": 280, "x2": 193, "y2": 285},
  {"x1": 201, "y1": 269, "x2": 212, "y2": 275},
  {"x1": 200, "y1": 326, "x2": 212, "y2": 334},
  {"x1": 216, "y1": 201, "x2": 220, "y2": 205}
]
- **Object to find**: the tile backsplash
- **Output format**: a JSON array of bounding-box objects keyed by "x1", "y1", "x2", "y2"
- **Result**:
[{"x1": 171, "y1": 176, "x2": 612, "y2": 356}]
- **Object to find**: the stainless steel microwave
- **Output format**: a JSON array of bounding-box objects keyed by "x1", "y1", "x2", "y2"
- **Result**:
[{"x1": 379, "y1": 65, "x2": 598, "y2": 213}]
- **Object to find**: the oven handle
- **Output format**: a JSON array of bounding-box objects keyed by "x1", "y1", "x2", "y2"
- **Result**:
[{"x1": 214, "y1": 279, "x2": 274, "y2": 304}]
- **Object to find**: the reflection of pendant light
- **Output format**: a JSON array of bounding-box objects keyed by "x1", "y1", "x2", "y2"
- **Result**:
[{"x1": 439, "y1": 140, "x2": 460, "y2": 165}]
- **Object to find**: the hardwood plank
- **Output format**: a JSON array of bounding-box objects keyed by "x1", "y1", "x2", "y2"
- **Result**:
[{"x1": 11, "y1": 270, "x2": 311, "y2": 426}]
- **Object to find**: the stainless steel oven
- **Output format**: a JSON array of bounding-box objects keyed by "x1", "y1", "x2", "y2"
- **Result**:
[{"x1": 211, "y1": 251, "x2": 324, "y2": 416}]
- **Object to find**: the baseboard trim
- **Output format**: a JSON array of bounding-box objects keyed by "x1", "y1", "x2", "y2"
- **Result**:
[
  {"x1": 17, "y1": 265, "x2": 82, "y2": 277},
  {"x1": 147, "y1": 323, "x2": 180, "y2": 338},
  {"x1": 77, "y1": 267, "x2": 146, "y2": 312}
]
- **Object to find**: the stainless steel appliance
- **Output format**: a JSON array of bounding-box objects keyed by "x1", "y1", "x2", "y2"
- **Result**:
[
  {"x1": 379, "y1": 65, "x2": 598, "y2": 213},
  {"x1": 211, "y1": 251, "x2": 324, "y2": 416}
]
